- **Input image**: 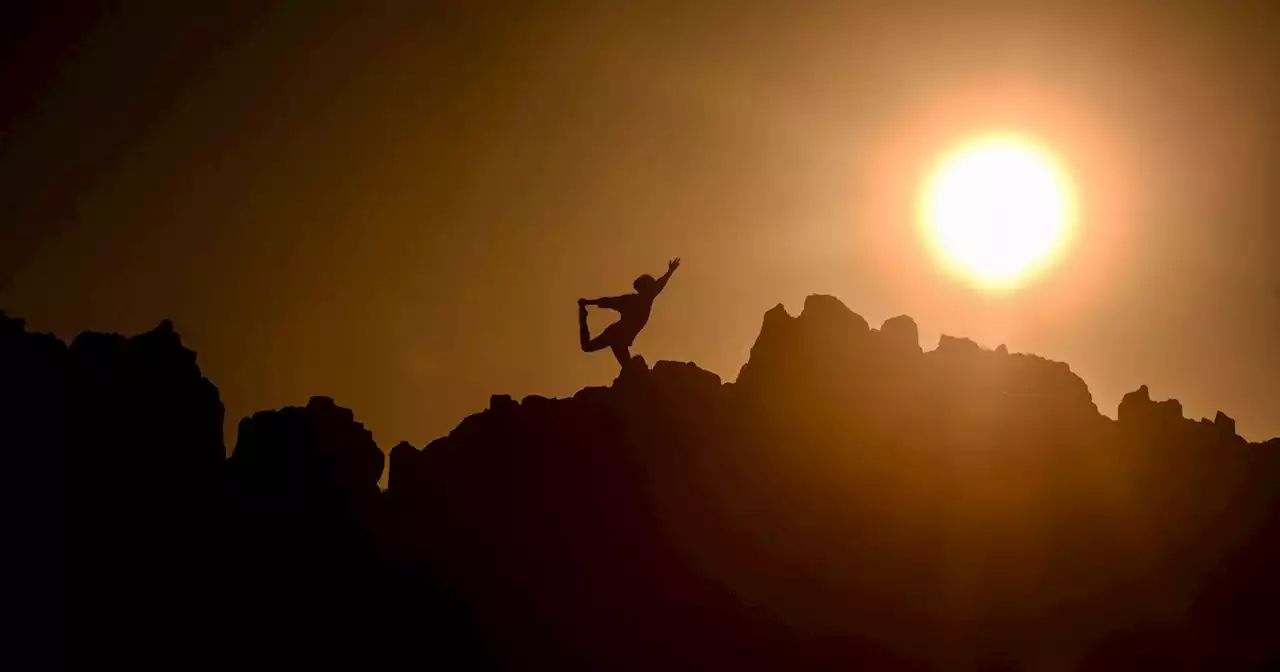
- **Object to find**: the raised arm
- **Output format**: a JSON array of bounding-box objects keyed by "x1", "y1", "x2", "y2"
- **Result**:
[{"x1": 653, "y1": 257, "x2": 681, "y2": 294}]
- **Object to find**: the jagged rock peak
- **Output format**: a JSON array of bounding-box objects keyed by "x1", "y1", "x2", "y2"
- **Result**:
[
  {"x1": 1213, "y1": 410, "x2": 1236, "y2": 435},
  {"x1": 1119, "y1": 384, "x2": 1185, "y2": 426},
  {"x1": 762, "y1": 302, "x2": 794, "y2": 328},
  {"x1": 739, "y1": 296, "x2": 876, "y2": 384}
]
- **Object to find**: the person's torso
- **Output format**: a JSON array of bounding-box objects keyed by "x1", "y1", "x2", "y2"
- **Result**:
[{"x1": 617, "y1": 293, "x2": 655, "y2": 331}]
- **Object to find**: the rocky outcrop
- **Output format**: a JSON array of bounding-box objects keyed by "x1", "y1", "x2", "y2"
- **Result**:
[
  {"x1": 227, "y1": 395, "x2": 383, "y2": 498},
  {"x1": 4, "y1": 295, "x2": 1277, "y2": 669}
]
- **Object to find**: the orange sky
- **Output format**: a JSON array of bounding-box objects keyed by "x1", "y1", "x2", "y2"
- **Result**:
[{"x1": 2, "y1": 2, "x2": 1276, "y2": 448}]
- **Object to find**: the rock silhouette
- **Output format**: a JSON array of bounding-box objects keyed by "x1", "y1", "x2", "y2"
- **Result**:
[{"x1": 4, "y1": 298, "x2": 1277, "y2": 669}]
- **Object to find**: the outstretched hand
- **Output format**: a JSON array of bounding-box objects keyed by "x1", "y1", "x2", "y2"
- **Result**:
[{"x1": 668, "y1": 257, "x2": 681, "y2": 272}]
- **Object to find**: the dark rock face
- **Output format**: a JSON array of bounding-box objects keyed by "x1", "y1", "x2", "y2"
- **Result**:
[
  {"x1": 2, "y1": 315, "x2": 226, "y2": 663},
  {"x1": 6, "y1": 296, "x2": 1278, "y2": 669}
]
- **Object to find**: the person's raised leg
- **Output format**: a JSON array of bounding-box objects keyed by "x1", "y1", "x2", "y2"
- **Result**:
[{"x1": 582, "y1": 316, "x2": 618, "y2": 354}]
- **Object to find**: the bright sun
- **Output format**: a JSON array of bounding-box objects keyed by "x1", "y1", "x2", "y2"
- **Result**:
[{"x1": 921, "y1": 134, "x2": 1075, "y2": 290}]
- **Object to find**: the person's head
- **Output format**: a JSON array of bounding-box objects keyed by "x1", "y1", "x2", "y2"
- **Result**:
[{"x1": 633, "y1": 274, "x2": 656, "y2": 294}]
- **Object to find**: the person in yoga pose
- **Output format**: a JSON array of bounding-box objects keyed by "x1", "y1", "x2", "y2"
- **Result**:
[{"x1": 579, "y1": 258, "x2": 680, "y2": 368}]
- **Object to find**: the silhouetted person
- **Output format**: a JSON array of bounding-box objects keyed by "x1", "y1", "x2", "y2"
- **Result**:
[{"x1": 579, "y1": 258, "x2": 680, "y2": 368}]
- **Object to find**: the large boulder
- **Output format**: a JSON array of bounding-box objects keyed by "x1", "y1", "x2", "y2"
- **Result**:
[
  {"x1": 801, "y1": 293, "x2": 870, "y2": 336},
  {"x1": 877, "y1": 314, "x2": 921, "y2": 354}
]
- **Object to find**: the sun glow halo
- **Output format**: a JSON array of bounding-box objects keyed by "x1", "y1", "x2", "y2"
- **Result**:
[{"x1": 921, "y1": 135, "x2": 1075, "y2": 290}]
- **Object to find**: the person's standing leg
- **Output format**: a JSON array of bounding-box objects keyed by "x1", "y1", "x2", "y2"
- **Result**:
[
  {"x1": 609, "y1": 341, "x2": 631, "y2": 369},
  {"x1": 578, "y1": 301, "x2": 592, "y2": 351}
]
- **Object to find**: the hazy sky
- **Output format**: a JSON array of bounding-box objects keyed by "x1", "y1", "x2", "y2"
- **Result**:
[{"x1": 2, "y1": 1, "x2": 1276, "y2": 448}]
